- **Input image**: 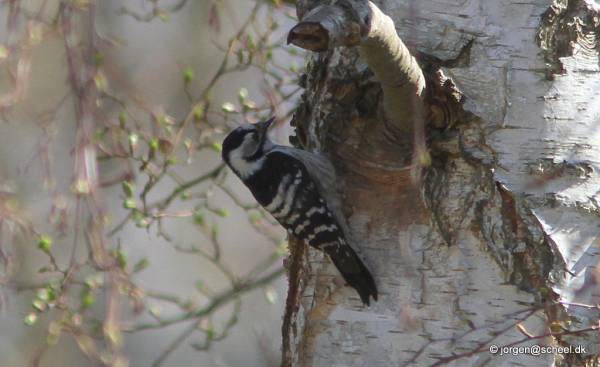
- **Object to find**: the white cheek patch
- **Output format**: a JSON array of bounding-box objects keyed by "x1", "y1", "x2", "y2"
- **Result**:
[
  {"x1": 227, "y1": 134, "x2": 263, "y2": 179},
  {"x1": 229, "y1": 148, "x2": 264, "y2": 179}
]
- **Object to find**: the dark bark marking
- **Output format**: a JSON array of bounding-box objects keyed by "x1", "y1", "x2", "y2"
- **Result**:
[
  {"x1": 538, "y1": 0, "x2": 600, "y2": 79},
  {"x1": 281, "y1": 237, "x2": 307, "y2": 367}
]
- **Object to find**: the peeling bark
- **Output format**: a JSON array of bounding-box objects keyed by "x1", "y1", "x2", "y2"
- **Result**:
[
  {"x1": 282, "y1": 0, "x2": 600, "y2": 366},
  {"x1": 538, "y1": 0, "x2": 600, "y2": 79}
]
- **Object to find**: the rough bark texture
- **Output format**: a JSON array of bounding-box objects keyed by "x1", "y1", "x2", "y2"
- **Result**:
[{"x1": 283, "y1": 0, "x2": 600, "y2": 366}]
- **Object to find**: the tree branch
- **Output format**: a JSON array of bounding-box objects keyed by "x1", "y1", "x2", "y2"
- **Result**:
[
  {"x1": 288, "y1": 0, "x2": 425, "y2": 134},
  {"x1": 127, "y1": 266, "x2": 284, "y2": 332}
]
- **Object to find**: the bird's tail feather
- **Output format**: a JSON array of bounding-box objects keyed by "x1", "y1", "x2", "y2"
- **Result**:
[{"x1": 324, "y1": 244, "x2": 378, "y2": 305}]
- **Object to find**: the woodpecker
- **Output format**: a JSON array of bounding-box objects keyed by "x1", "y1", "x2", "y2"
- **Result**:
[{"x1": 221, "y1": 117, "x2": 377, "y2": 305}]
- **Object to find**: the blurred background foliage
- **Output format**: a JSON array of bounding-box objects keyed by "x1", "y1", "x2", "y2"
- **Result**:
[{"x1": 0, "y1": 0, "x2": 302, "y2": 366}]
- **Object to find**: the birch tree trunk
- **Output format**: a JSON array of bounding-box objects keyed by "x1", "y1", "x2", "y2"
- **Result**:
[{"x1": 281, "y1": 0, "x2": 600, "y2": 366}]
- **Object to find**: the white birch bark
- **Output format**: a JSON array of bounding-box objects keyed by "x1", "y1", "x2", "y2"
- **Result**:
[{"x1": 282, "y1": 0, "x2": 600, "y2": 366}]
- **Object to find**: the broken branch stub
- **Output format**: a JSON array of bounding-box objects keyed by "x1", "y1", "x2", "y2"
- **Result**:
[
  {"x1": 287, "y1": 3, "x2": 363, "y2": 52},
  {"x1": 288, "y1": 0, "x2": 426, "y2": 135}
]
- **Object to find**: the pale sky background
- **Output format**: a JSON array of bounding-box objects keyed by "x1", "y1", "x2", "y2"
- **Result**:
[{"x1": 0, "y1": 1, "x2": 297, "y2": 366}]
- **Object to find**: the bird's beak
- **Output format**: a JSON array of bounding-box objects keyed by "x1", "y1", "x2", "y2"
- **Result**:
[{"x1": 256, "y1": 116, "x2": 275, "y2": 145}]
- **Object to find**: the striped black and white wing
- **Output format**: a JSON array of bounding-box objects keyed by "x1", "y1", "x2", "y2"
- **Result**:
[
  {"x1": 244, "y1": 149, "x2": 377, "y2": 304},
  {"x1": 271, "y1": 146, "x2": 346, "y2": 232}
]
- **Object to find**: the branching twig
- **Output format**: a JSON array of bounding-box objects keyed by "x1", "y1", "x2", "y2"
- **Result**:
[{"x1": 128, "y1": 266, "x2": 284, "y2": 332}]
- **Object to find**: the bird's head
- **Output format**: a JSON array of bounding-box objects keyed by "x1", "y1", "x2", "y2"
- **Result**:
[{"x1": 221, "y1": 117, "x2": 275, "y2": 174}]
